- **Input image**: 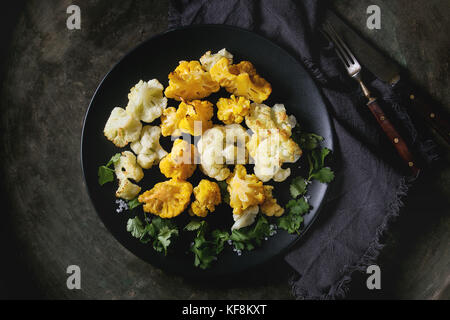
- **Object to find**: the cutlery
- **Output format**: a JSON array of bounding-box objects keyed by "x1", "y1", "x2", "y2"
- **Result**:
[
  {"x1": 325, "y1": 11, "x2": 450, "y2": 146},
  {"x1": 322, "y1": 22, "x2": 420, "y2": 176}
]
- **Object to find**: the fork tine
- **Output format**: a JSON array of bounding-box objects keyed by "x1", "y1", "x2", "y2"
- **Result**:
[
  {"x1": 321, "y1": 24, "x2": 351, "y2": 68},
  {"x1": 324, "y1": 22, "x2": 358, "y2": 66}
]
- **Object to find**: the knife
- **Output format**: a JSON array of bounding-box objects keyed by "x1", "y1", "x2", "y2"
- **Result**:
[{"x1": 325, "y1": 10, "x2": 450, "y2": 146}]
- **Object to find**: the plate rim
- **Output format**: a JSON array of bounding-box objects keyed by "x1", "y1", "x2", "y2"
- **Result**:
[{"x1": 80, "y1": 23, "x2": 336, "y2": 277}]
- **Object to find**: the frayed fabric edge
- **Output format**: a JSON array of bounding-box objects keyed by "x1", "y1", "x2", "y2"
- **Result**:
[{"x1": 289, "y1": 175, "x2": 412, "y2": 300}]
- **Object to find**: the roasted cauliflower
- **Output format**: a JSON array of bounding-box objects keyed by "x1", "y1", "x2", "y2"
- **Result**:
[
  {"x1": 116, "y1": 178, "x2": 141, "y2": 200},
  {"x1": 210, "y1": 58, "x2": 272, "y2": 103},
  {"x1": 200, "y1": 48, "x2": 233, "y2": 71},
  {"x1": 189, "y1": 179, "x2": 222, "y2": 217},
  {"x1": 260, "y1": 185, "x2": 284, "y2": 217},
  {"x1": 164, "y1": 61, "x2": 220, "y2": 101},
  {"x1": 160, "y1": 107, "x2": 182, "y2": 137},
  {"x1": 226, "y1": 165, "x2": 265, "y2": 215},
  {"x1": 114, "y1": 151, "x2": 144, "y2": 182},
  {"x1": 217, "y1": 95, "x2": 251, "y2": 125},
  {"x1": 125, "y1": 79, "x2": 167, "y2": 123},
  {"x1": 114, "y1": 151, "x2": 144, "y2": 200},
  {"x1": 231, "y1": 205, "x2": 259, "y2": 231},
  {"x1": 104, "y1": 107, "x2": 142, "y2": 148},
  {"x1": 197, "y1": 126, "x2": 230, "y2": 181},
  {"x1": 138, "y1": 179, "x2": 193, "y2": 218},
  {"x1": 130, "y1": 126, "x2": 168, "y2": 169},
  {"x1": 197, "y1": 124, "x2": 249, "y2": 181},
  {"x1": 159, "y1": 139, "x2": 197, "y2": 180},
  {"x1": 245, "y1": 103, "x2": 297, "y2": 139},
  {"x1": 246, "y1": 103, "x2": 302, "y2": 182},
  {"x1": 160, "y1": 100, "x2": 213, "y2": 136},
  {"x1": 178, "y1": 100, "x2": 214, "y2": 136}
]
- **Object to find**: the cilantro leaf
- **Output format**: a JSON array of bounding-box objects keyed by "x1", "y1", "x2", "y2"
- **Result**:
[
  {"x1": 307, "y1": 147, "x2": 335, "y2": 183},
  {"x1": 154, "y1": 225, "x2": 179, "y2": 255},
  {"x1": 310, "y1": 167, "x2": 335, "y2": 183},
  {"x1": 191, "y1": 235, "x2": 217, "y2": 269},
  {"x1": 126, "y1": 217, "x2": 147, "y2": 239},
  {"x1": 290, "y1": 176, "x2": 307, "y2": 198},
  {"x1": 187, "y1": 221, "x2": 230, "y2": 269},
  {"x1": 106, "y1": 153, "x2": 121, "y2": 167},
  {"x1": 98, "y1": 166, "x2": 114, "y2": 186},
  {"x1": 126, "y1": 216, "x2": 178, "y2": 255},
  {"x1": 127, "y1": 197, "x2": 142, "y2": 210},
  {"x1": 294, "y1": 132, "x2": 324, "y2": 150},
  {"x1": 230, "y1": 215, "x2": 271, "y2": 251},
  {"x1": 211, "y1": 230, "x2": 230, "y2": 254},
  {"x1": 278, "y1": 198, "x2": 310, "y2": 234},
  {"x1": 98, "y1": 153, "x2": 121, "y2": 186},
  {"x1": 184, "y1": 220, "x2": 203, "y2": 232}
]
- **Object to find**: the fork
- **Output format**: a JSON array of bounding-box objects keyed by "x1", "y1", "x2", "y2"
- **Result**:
[{"x1": 322, "y1": 22, "x2": 420, "y2": 176}]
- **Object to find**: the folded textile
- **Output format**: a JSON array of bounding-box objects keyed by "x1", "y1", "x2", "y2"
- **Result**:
[{"x1": 169, "y1": 0, "x2": 438, "y2": 299}]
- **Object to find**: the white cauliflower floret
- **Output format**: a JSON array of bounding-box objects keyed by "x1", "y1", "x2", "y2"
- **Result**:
[
  {"x1": 114, "y1": 151, "x2": 144, "y2": 182},
  {"x1": 231, "y1": 205, "x2": 259, "y2": 231},
  {"x1": 248, "y1": 133, "x2": 300, "y2": 182},
  {"x1": 116, "y1": 178, "x2": 141, "y2": 200},
  {"x1": 223, "y1": 124, "x2": 249, "y2": 164},
  {"x1": 197, "y1": 126, "x2": 230, "y2": 181},
  {"x1": 130, "y1": 126, "x2": 168, "y2": 169},
  {"x1": 114, "y1": 151, "x2": 144, "y2": 200},
  {"x1": 197, "y1": 124, "x2": 249, "y2": 181},
  {"x1": 104, "y1": 107, "x2": 142, "y2": 147},
  {"x1": 125, "y1": 79, "x2": 167, "y2": 123},
  {"x1": 200, "y1": 48, "x2": 233, "y2": 71},
  {"x1": 246, "y1": 103, "x2": 302, "y2": 182}
]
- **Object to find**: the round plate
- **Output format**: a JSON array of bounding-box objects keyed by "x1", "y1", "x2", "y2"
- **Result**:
[{"x1": 81, "y1": 24, "x2": 334, "y2": 277}]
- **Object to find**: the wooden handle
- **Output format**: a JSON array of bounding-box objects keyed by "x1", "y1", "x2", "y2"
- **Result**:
[
  {"x1": 367, "y1": 99, "x2": 420, "y2": 176},
  {"x1": 407, "y1": 91, "x2": 450, "y2": 145}
]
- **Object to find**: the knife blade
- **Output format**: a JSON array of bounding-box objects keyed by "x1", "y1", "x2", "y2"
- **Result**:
[{"x1": 325, "y1": 10, "x2": 450, "y2": 145}]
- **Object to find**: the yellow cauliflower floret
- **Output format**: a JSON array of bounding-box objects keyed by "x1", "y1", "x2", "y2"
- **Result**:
[
  {"x1": 226, "y1": 165, "x2": 265, "y2": 215},
  {"x1": 104, "y1": 107, "x2": 142, "y2": 148},
  {"x1": 260, "y1": 185, "x2": 284, "y2": 217},
  {"x1": 160, "y1": 107, "x2": 182, "y2": 137},
  {"x1": 114, "y1": 151, "x2": 144, "y2": 200},
  {"x1": 164, "y1": 61, "x2": 220, "y2": 101},
  {"x1": 138, "y1": 179, "x2": 193, "y2": 218},
  {"x1": 189, "y1": 180, "x2": 222, "y2": 217},
  {"x1": 217, "y1": 95, "x2": 251, "y2": 124},
  {"x1": 178, "y1": 100, "x2": 214, "y2": 136},
  {"x1": 130, "y1": 126, "x2": 168, "y2": 169},
  {"x1": 210, "y1": 58, "x2": 272, "y2": 103},
  {"x1": 125, "y1": 79, "x2": 167, "y2": 123},
  {"x1": 160, "y1": 100, "x2": 213, "y2": 136},
  {"x1": 159, "y1": 139, "x2": 197, "y2": 180}
]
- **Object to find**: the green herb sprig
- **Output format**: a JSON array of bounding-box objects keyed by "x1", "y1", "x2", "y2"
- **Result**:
[{"x1": 98, "y1": 153, "x2": 121, "y2": 185}]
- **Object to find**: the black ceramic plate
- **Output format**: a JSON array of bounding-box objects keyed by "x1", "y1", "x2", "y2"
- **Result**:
[{"x1": 81, "y1": 25, "x2": 334, "y2": 277}]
